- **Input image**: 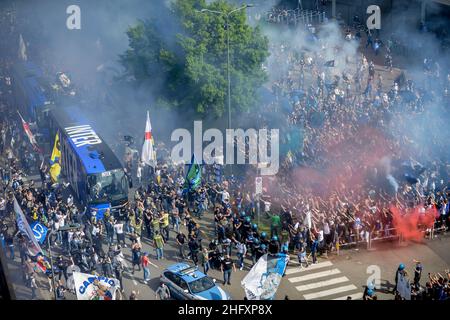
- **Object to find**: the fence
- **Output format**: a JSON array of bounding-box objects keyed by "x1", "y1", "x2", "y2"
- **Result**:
[
  {"x1": 368, "y1": 228, "x2": 401, "y2": 250},
  {"x1": 429, "y1": 221, "x2": 447, "y2": 239},
  {"x1": 265, "y1": 9, "x2": 327, "y2": 27},
  {"x1": 330, "y1": 223, "x2": 447, "y2": 256},
  {"x1": 335, "y1": 233, "x2": 360, "y2": 256}
]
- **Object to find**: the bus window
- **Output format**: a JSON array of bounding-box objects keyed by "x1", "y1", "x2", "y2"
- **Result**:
[{"x1": 87, "y1": 169, "x2": 128, "y2": 205}]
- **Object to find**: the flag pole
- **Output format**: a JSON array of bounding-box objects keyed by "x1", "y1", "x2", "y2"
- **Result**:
[
  {"x1": 47, "y1": 231, "x2": 57, "y2": 300},
  {"x1": 17, "y1": 109, "x2": 24, "y2": 122}
]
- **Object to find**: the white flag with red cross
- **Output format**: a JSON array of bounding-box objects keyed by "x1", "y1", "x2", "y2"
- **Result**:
[
  {"x1": 17, "y1": 111, "x2": 42, "y2": 154},
  {"x1": 141, "y1": 110, "x2": 157, "y2": 168}
]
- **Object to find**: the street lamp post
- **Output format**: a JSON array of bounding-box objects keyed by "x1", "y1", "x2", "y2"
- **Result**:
[
  {"x1": 47, "y1": 231, "x2": 57, "y2": 300},
  {"x1": 200, "y1": 4, "x2": 254, "y2": 176}
]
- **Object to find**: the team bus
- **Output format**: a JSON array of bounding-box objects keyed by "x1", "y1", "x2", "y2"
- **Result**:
[
  {"x1": 11, "y1": 62, "x2": 53, "y2": 132},
  {"x1": 48, "y1": 105, "x2": 129, "y2": 219}
]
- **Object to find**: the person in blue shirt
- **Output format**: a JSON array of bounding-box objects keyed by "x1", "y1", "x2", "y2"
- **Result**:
[
  {"x1": 310, "y1": 235, "x2": 319, "y2": 264},
  {"x1": 251, "y1": 238, "x2": 260, "y2": 265},
  {"x1": 414, "y1": 260, "x2": 423, "y2": 290}
]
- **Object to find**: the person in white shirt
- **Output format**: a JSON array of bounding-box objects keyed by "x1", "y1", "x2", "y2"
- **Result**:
[
  {"x1": 0, "y1": 197, "x2": 6, "y2": 218},
  {"x1": 136, "y1": 162, "x2": 143, "y2": 184},
  {"x1": 263, "y1": 200, "x2": 271, "y2": 213},
  {"x1": 114, "y1": 220, "x2": 126, "y2": 246},
  {"x1": 236, "y1": 241, "x2": 247, "y2": 270},
  {"x1": 322, "y1": 220, "x2": 331, "y2": 255},
  {"x1": 58, "y1": 213, "x2": 66, "y2": 229},
  {"x1": 53, "y1": 214, "x2": 62, "y2": 244},
  {"x1": 323, "y1": 221, "x2": 330, "y2": 235},
  {"x1": 92, "y1": 224, "x2": 100, "y2": 237},
  {"x1": 68, "y1": 230, "x2": 74, "y2": 251},
  {"x1": 317, "y1": 229, "x2": 324, "y2": 247},
  {"x1": 67, "y1": 194, "x2": 73, "y2": 207},
  {"x1": 113, "y1": 244, "x2": 125, "y2": 266},
  {"x1": 221, "y1": 189, "x2": 230, "y2": 204},
  {"x1": 304, "y1": 207, "x2": 312, "y2": 229}
]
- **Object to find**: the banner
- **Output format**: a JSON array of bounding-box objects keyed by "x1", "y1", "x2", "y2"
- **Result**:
[
  {"x1": 241, "y1": 253, "x2": 289, "y2": 300},
  {"x1": 49, "y1": 131, "x2": 62, "y2": 182},
  {"x1": 30, "y1": 222, "x2": 48, "y2": 244},
  {"x1": 35, "y1": 255, "x2": 52, "y2": 275},
  {"x1": 17, "y1": 110, "x2": 42, "y2": 153},
  {"x1": 73, "y1": 272, "x2": 120, "y2": 300},
  {"x1": 14, "y1": 197, "x2": 43, "y2": 257},
  {"x1": 49, "y1": 163, "x2": 61, "y2": 183},
  {"x1": 396, "y1": 271, "x2": 411, "y2": 300},
  {"x1": 183, "y1": 154, "x2": 201, "y2": 193}
]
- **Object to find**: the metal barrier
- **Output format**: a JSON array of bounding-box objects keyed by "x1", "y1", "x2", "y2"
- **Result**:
[
  {"x1": 296, "y1": 10, "x2": 326, "y2": 26},
  {"x1": 320, "y1": 222, "x2": 447, "y2": 256},
  {"x1": 266, "y1": 9, "x2": 326, "y2": 27},
  {"x1": 430, "y1": 223, "x2": 447, "y2": 239},
  {"x1": 334, "y1": 233, "x2": 366, "y2": 256},
  {"x1": 333, "y1": 228, "x2": 399, "y2": 254}
]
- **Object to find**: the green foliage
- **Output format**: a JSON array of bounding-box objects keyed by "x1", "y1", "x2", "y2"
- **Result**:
[{"x1": 120, "y1": 0, "x2": 269, "y2": 118}]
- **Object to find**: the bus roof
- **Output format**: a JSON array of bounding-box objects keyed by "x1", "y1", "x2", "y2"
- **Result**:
[
  {"x1": 12, "y1": 62, "x2": 50, "y2": 119},
  {"x1": 50, "y1": 106, "x2": 123, "y2": 174}
]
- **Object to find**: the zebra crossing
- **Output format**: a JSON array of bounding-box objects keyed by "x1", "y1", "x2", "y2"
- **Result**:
[{"x1": 285, "y1": 260, "x2": 363, "y2": 300}]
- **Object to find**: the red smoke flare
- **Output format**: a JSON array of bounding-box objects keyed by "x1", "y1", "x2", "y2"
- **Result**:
[{"x1": 389, "y1": 205, "x2": 438, "y2": 242}]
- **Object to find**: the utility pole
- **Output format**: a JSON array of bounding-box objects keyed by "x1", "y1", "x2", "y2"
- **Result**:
[
  {"x1": 332, "y1": 0, "x2": 336, "y2": 19},
  {"x1": 200, "y1": 4, "x2": 254, "y2": 177},
  {"x1": 47, "y1": 230, "x2": 57, "y2": 300}
]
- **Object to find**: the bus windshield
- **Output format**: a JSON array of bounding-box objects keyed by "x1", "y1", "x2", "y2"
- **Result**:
[{"x1": 87, "y1": 169, "x2": 128, "y2": 204}]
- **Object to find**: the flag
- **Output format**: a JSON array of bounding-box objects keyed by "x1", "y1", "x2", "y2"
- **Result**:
[
  {"x1": 73, "y1": 272, "x2": 120, "y2": 300},
  {"x1": 241, "y1": 253, "x2": 289, "y2": 300},
  {"x1": 35, "y1": 254, "x2": 52, "y2": 275},
  {"x1": 49, "y1": 164, "x2": 61, "y2": 183},
  {"x1": 183, "y1": 154, "x2": 201, "y2": 193},
  {"x1": 303, "y1": 209, "x2": 312, "y2": 229},
  {"x1": 141, "y1": 110, "x2": 157, "y2": 168},
  {"x1": 14, "y1": 196, "x2": 43, "y2": 257},
  {"x1": 30, "y1": 222, "x2": 48, "y2": 245},
  {"x1": 17, "y1": 110, "x2": 41, "y2": 153},
  {"x1": 18, "y1": 34, "x2": 27, "y2": 61},
  {"x1": 324, "y1": 60, "x2": 335, "y2": 67},
  {"x1": 49, "y1": 131, "x2": 61, "y2": 182},
  {"x1": 396, "y1": 270, "x2": 411, "y2": 300},
  {"x1": 50, "y1": 131, "x2": 61, "y2": 164}
]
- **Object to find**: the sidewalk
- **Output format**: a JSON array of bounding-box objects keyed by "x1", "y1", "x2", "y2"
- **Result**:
[{"x1": 0, "y1": 243, "x2": 52, "y2": 300}]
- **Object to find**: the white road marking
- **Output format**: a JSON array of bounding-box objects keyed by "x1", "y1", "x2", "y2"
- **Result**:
[
  {"x1": 288, "y1": 268, "x2": 341, "y2": 283},
  {"x1": 303, "y1": 284, "x2": 358, "y2": 300},
  {"x1": 333, "y1": 292, "x2": 364, "y2": 300},
  {"x1": 295, "y1": 276, "x2": 349, "y2": 292},
  {"x1": 285, "y1": 261, "x2": 333, "y2": 275}
]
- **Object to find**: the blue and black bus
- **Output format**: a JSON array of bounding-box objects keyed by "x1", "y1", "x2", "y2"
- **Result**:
[
  {"x1": 48, "y1": 106, "x2": 129, "y2": 219},
  {"x1": 12, "y1": 61, "x2": 129, "y2": 218},
  {"x1": 11, "y1": 61, "x2": 53, "y2": 127}
]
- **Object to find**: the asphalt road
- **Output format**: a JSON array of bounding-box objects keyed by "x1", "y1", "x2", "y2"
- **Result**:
[
  {"x1": 277, "y1": 233, "x2": 450, "y2": 300},
  {"x1": 6, "y1": 212, "x2": 449, "y2": 300},
  {"x1": 3, "y1": 172, "x2": 449, "y2": 301}
]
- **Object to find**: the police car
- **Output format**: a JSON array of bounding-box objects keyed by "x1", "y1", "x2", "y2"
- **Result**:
[{"x1": 160, "y1": 263, "x2": 231, "y2": 300}]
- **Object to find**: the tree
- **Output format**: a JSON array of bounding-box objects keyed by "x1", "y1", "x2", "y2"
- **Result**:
[{"x1": 120, "y1": 0, "x2": 269, "y2": 119}]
